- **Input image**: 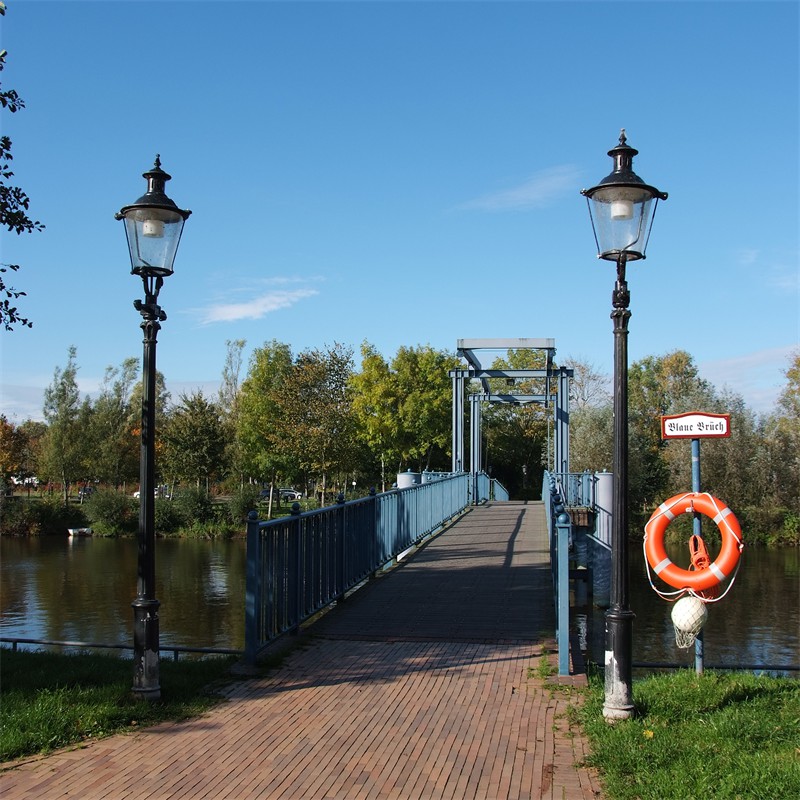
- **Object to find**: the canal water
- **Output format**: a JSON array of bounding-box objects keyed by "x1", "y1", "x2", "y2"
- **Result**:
[
  {"x1": 579, "y1": 543, "x2": 799, "y2": 675},
  {"x1": 0, "y1": 536, "x2": 247, "y2": 652},
  {"x1": 1, "y1": 535, "x2": 798, "y2": 673}
]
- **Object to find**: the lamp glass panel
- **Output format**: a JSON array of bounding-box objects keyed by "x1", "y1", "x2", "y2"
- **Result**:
[
  {"x1": 123, "y1": 208, "x2": 186, "y2": 277},
  {"x1": 589, "y1": 186, "x2": 655, "y2": 260}
]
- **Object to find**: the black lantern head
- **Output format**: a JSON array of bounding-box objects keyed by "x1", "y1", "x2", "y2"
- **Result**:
[
  {"x1": 116, "y1": 156, "x2": 192, "y2": 279},
  {"x1": 581, "y1": 130, "x2": 667, "y2": 262}
]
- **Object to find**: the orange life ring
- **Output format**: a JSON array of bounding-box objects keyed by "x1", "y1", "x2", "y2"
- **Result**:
[{"x1": 644, "y1": 492, "x2": 743, "y2": 592}]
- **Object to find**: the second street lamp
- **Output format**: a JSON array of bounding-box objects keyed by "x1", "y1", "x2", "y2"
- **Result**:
[
  {"x1": 117, "y1": 156, "x2": 191, "y2": 700},
  {"x1": 582, "y1": 131, "x2": 667, "y2": 720}
]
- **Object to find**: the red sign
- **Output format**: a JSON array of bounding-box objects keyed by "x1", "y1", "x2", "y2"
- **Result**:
[{"x1": 661, "y1": 412, "x2": 731, "y2": 440}]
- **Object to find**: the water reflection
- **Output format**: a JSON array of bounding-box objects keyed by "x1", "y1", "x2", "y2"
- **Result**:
[
  {"x1": 577, "y1": 544, "x2": 800, "y2": 676},
  {"x1": 0, "y1": 537, "x2": 247, "y2": 651},
  {"x1": 2, "y1": 536, "x2": 797, "y2": 673}
]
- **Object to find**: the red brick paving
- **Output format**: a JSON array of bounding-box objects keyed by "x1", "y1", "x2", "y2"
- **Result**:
[{"x1": 0, "y1": 502, "x2": 603, "y2": 799}]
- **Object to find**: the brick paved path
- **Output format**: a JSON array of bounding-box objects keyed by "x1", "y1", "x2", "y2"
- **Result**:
[{"x1": 0, "y1": 502, "x2": 602, "y2": 799}]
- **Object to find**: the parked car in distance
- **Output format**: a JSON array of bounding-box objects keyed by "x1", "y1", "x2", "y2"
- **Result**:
[
  {"x1": 133, "y1": 485, "x2": 170, "y2": 500},
  {"x1": 78, "y1": 486, "x2": 96, "y2": 500},
  {"x1": 258, "y1": 488, "x2": 303, "y2": 502}
]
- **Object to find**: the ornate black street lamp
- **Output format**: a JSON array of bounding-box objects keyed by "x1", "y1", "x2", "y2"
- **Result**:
[
  {"x1": 117, "y1": 157, "x2": 191, "y2": 700},
  {"x1": 582, "y1": 131, "x2": 666, "y2": 720}
]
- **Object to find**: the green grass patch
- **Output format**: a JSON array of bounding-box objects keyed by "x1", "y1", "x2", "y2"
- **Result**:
[
  {"x1": 0, "y1": 648, "x2": 238, "y2": 762},
  {"x1": 530, "y1": 653, "x2": 557, "y2": 681},
  {"x1": 580, "y1": 668, "x2": 800, "y2": 799}
]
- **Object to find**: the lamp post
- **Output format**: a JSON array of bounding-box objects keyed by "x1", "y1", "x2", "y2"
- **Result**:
[
  {"x1": 582, "y1": 131, "x2": 666, "y2": 720},
  {"x1": 117, "y1": 156, "x2": 191, "y2": 700}
]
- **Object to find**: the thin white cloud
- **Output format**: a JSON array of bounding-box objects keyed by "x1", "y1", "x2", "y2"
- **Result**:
[
  {"x1": 199, "y1": 288, "x2": 319, "y2": 325},
  {"x1": 701, "y1": 345, "x2": 797, "y2": 375},
  {"x1": 734, "y1": 248, "x2": 798, "y2": 293},
  {"x1": 766, "y1": 265, "x2": 800, "y2": 292},
  {"x1": 699, "y1": 344, "x2": 798, "y2": 413},
  {"x1": 458, "y1": 165, "x2": 581, "y2": 212},
  {"x1": 736, "y1": 248, "x2": 759, "y2": 266}
]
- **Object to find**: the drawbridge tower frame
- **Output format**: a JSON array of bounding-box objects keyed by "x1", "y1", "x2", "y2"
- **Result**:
[{"x1": 450, "y1": 338, "x2": 572, "y2": 480}]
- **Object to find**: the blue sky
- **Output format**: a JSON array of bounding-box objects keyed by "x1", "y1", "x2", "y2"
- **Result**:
[{"x1": 1, "y1": 0, "x2": 798, "y2": 423}]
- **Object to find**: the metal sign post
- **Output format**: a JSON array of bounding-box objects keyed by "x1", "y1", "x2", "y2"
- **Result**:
[
  {"x1": 661, "y1": 412, "x2": 731, "y2": 674},
  {"x1": 690, "y1": 437, "x2": 704, "y2": 674}
]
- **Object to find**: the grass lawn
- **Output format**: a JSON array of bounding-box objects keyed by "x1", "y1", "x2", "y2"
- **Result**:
[
  {"x1": 579, "y1": 669, "x2": 800, "y2": 800},
  {"x1": 0, "y1": 648, "x2": 238, "y2": 762}
]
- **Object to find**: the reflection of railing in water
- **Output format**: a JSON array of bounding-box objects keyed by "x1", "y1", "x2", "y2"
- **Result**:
[
  {"x1": 245, "y1": 473, "x2": 480, "y2": 663},
  {"x1": 0, "y1": 637, "x2": 242, "y2": 660}
]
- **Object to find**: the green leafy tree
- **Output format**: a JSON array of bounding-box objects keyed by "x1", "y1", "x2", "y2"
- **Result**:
[
  {"x1": 236, "y1": 340, "x2": 296, "y2": 506},
  {"x1": 568, "y1": 403, "x2": 614, "y2": 474},
  {"x1": 85, "y1": 358, "x2": 139, "y2": 489},
  {"x1": 129, "y1": 368, "x2": 170, "y2": 426},
  {"x1": 40, "y1": 347, "x2": 86, "y2": 505},
  {"x1": 0, "y1": 2, "x2": 44, "y2": 330},
  {"x1": 0, "y1": 414, "x2": 26, "y2": 516},
  {"x1": 128, "y1": 366, "x2": 169, "y2": 490},
  {"x1": 350, "y1": 343, "x2": 403, "y2": 489},
  {"x1": 564, "y1": 358, "x2": 612, "y2": 474},
  {"x1": 697, "y1": 389, "x2": 764, "y2": 509},
  {"x1": 15, "y1": 418, "x2": 45, "y2": 486},
  {"x1": 218, "y1": 339, "x2": 246, "y2": 488},
  {"x1": 351, "y1": 343, "x2": 457, "y2": 484},
  {"x1": 766, "y1": 351, "x2": 800, "y2": 514},
  {"x1": 0, "y1": 414, "x2": 24, "y2": 482},
  {"x1": 161, "y1": 390, "x2": 227, "y2": 491},
  {"x1": 628, "y1": 350, "x2": 716, "y2": 521},
  {"x1": 392, "y1": 345, "x2": 459, "y2": 472},
  {"x1": 277, "y1": 343, "x2": 357, "y2": 505}
]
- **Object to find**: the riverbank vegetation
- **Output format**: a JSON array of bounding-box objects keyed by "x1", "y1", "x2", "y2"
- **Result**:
[
  {"x1": 0, "y1": 648, "x2": 237, "y2": 763},
  {"x1": 2, "y1": 342, "x2": 798, "y2": 544},
  {"x1": 579, "y1": 669, "x2": 800, "y2": 799}
]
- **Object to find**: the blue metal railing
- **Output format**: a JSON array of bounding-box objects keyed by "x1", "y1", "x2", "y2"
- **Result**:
[
  {"x1": 549, "y1": 470, "x2": 596, "y2": 508},
  {"x1": 543, "y1": 471, "x2": 572, "y2": 675},
  {"x1": 245, "y1": 473, "x2": 476, "y2": 662},
  {"x1": 490, "y1": 479, "x2": 510, "y2": 502}
]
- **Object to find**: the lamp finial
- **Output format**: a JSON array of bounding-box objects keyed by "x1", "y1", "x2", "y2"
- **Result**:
[{"x1": 619, "y1": 129, "x2": 627, "y2": 146}]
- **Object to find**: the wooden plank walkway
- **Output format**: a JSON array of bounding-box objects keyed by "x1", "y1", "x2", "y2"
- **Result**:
[{"x1": 0, "y1": 501, "x2": 603, "y2": 799}]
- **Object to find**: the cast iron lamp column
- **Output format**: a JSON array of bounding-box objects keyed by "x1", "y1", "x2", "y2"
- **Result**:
[
  {"x1": 582, "y1": 131, "x2": 666, "y2": 720},
  {"x1": 116, "y1": 157, "x2": 191, "y2": 700}
]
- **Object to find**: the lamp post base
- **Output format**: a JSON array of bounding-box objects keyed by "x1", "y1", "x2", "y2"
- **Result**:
[
  {"x1": 132, "y1": 598, "x2": 161, "y2": 701},
  {"x1": 602, "y1": 605, "x2": 635, "y2": 721}
]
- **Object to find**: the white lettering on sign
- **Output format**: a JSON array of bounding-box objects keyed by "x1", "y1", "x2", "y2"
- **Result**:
[{"x1": 661, "y1": 412, "x2": 731, "y2": 440}]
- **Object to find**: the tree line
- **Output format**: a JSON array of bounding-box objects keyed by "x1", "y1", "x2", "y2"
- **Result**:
[{"x1": 1, "y1": 341, "x2": 798, "y2": 542}]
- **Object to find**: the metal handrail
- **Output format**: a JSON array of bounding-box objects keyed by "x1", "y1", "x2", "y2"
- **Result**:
[
  {"x1": 245, "y1": 473, "x2": 474, "y2": 662},
  {"x1": 549, "y1": 471, "x2": 596, "y2": 509},
  {"x1": 0, "y1": 636, "x2": 242, "y2": 661},
  {"x1": 543, "y1": 471, "x2": 572, "y2": 676}
]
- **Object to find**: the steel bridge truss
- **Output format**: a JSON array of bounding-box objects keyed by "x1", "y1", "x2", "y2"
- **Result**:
[{"x1": 450, "y1": 338, "x2": 572, "y2": 477}]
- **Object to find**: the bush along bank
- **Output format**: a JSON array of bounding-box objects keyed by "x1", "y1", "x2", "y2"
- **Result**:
[{"x1": 0, "y1": 487, "x2": 266, "y2": 539}]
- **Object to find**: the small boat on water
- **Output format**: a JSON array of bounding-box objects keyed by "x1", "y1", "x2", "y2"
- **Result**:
[{"x1": 67, "y1": 528, "x2": 93, "y2": 538}]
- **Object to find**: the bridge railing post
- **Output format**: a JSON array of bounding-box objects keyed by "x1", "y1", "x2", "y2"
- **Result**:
[
  {"x1": 244, "y1": 509, "x2": 261, "y2": 665},
  {"x1": 555, "y1": 511, "x2": 572, "y2": 676},
  {"x1": 337, "y1": 492, "x2": 347, "y2": 600},
  {"x1": 291, "y1": 502, "x2": 303, "y2": 634}
]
